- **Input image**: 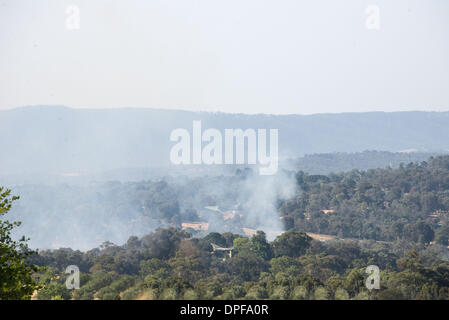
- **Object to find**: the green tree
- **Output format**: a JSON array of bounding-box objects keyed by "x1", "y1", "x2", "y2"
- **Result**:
[
  {"x1": 251, "y1": 231, "x2": 273, "y2": 260},
  {"x1": 435, "y1": 225, "x2": 449, "y2": 246},
  {"x1": 0, "y1": 187, "x2": 41, "y2": 299},
  {"x1": 343, "y1": 268, "x2": 365, "y2": 297},
  {"x1": 270, "y1": 256, "x2": 301, "y2": 277},
  {"x1": 204, "y1": 232, "x2": 227, "y2": 247},
  {"x1": 226, "y1": 251, "x2": 268, "y2": 281},
  {"x1": 37, "y1": 282, "x2": 72, "y2": 300},
  {"x1": 271, "y1": 231, "x2": 311, "y2": 258},
  {"x1": 233, "y1": 237, "x2": 252, "y2": 254}
]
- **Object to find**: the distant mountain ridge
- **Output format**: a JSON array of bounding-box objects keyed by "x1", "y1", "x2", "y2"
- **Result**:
[
  {"x1": 1, "y1": 106, "x2": 449, "y2": 174},
  {"x1": 288, "y1": 151, "x2": 443, "y2": 175}
]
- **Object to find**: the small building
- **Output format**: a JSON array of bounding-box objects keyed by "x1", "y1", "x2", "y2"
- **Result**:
[
  {"x1": 181, "y1": 222, "x2": 209, "y2": 231},
  {"x1": 211, "y1": 243, "x2": 234, "y2": 259}
]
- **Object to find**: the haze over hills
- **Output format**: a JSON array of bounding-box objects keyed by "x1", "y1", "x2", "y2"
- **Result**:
[
  {"x1": 1, "y1": 105, "x2": 448, "y2": 250},
  {"x1": 1, "y1": 106, "x2": 449, "y2": 175}
]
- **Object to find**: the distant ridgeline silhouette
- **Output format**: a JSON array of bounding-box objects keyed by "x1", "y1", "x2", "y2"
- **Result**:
[{"x1": 1, "y1": 106, "x2": 449, "y2": 174}]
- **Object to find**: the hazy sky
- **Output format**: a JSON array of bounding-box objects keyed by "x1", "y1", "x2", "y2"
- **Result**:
[{"x1": 0, "y1": 0, "x2": 448, "y2": 114}]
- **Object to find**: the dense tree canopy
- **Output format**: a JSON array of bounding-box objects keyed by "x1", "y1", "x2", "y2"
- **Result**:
[
  {"x1": 0, "y1": 187, "x2": 41, "y2": 299},
  {"x1": 280, "y1": 156, "x2": 449, "y2": 244},
  {"x1": 7, "y1": 155, "x2": 449, "y2": 300},
  {"x1": 27, "y1": 226, "x2": 449, "y2": 300}
]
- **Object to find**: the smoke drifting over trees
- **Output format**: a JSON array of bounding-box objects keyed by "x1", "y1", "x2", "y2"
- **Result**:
[{"x1": 2, "y1": 106, "x2": 449, "y2": 250}]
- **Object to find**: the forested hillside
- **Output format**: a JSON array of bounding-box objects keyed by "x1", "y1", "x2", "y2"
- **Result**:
[
  {"x1": 24, "y1": 155, "x2": 449, "y2": 300},
  {"x1": 288, "y1": 151, "x2": 441, "y2": 174},
  {"x1": 8, "y1": 151, "x2": 445, "y2": 250},
  {"x1": 281, "y1": 155, "x2": 449, "y2": 244},
  {"x1": 9, "y1": 170, "x2": 292, "y2": 249},
  {"x1": 29, "y1": 228, "x2": 449, "y2": 300}
]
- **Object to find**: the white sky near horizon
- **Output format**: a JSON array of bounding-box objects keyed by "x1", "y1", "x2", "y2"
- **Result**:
[{"x1": 0, "y1": 0, "x2": 448, "y2": 115}]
